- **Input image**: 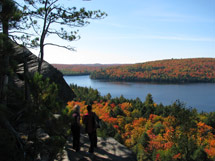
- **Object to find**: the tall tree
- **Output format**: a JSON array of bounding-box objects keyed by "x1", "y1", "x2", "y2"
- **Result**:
[
  {"x1": 0, "y1": 1, "x2": 28, "y2": 160},
  {"x1": 22, "y1": 0, "x2": 107, "y2": 72},
  {"x1": 0, "y1": 0, "x2": 24, "y2": 103}
]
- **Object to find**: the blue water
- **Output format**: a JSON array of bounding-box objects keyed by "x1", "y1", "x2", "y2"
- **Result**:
[{"x1": 64, "y1": 75, "x2": 215, "y2": 113}]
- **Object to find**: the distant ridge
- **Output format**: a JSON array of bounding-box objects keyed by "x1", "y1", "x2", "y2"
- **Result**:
[
  {"x1": 90, "y1": 58, "x2": 215, "y2": 83},
  {"x1": 52, "y1": 64, "x2": 125, "y2": 75}
]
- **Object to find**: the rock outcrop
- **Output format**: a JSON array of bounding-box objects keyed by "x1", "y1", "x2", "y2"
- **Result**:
[
  {"x1": 4, "y1": 41, "x2": 136, "y2": 161},
  {"x1": 62, "y1": 134, "x2": 137, "y2": 161},
  {"x1": 11, "y1": 42, "x2": 75, "y2": 103}
]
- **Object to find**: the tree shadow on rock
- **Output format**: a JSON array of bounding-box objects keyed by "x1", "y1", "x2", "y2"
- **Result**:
[{"x1": 66, "y1": 134, "x2": 136, "y2": 161}]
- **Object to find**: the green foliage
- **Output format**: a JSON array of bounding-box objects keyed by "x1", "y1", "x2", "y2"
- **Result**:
[
  {"x1": 114, "y1": 133, "x2": 123, "y2": 144},
  {"x1": 139, "y1": 132, "x2": 150, "y2": 147},
  {"x1": 0, "y1": 128, "x2": 23, "y2": 161},
  {"x1": 70, "y1": 84, "x2": 101, "y2": 104},
  {"x1": 0, "y1": 0, "x2": 23, "y2": 31},
  {"x1": 170, "y1": 134, "x2": 208, "y2": 161},
  {"x1": 157, "y1": 149, "x2": 173, "y2": 161},
  {"x1": 170, "y1": 101, "x2": 197, "y2": 132},
  {"x1": 0, "y1": 34, "x2": 15, "y2": 75},
  {"x1": 29, "y1": 72, "x2": 60, "y2": 118},
  {"x1": 134, "y1": 144, "x2": 151, "y2": 161},
  {"x1": 0, "y1": 0, "x2": 29, "y2": 45},
  {"x1": 12, "y1": 72, "x2": 68, "y2": 160},
  {"x1": 145, "y1": 93, "x2": 154, "y2": 105},
  {"x1": 104, "y1": 93, "x2": 112, "y2": 101},
  {"x1": 106, "y1": 123, "x2": 117, "y2": 137},
  {"x1": 97, "y1": 121, "x2": 117, "y2": 138},
  {"x1": 153, "y1": 122, "x2": 165, "y2": 135},
  {"x1": 204, "y1": 112, "x2": 215, "y2": 128},
  {"x1": 113, "y1": 106, "x2": 125, "y2": 116},
  {"x1": 44, "y1": 135, "x2": 66, "y2": 160},
  {"x1": 131, "y1": 109, "x2": 141, "y2": 118},
  {"x1": 192, "y1": 147, "x2": 210, "y2": 161}
]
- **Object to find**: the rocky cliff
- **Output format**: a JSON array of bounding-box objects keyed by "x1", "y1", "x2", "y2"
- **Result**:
[
  {"x1": 10, "y1": 42, "x2": 75, "y2": 103},
  {"x1": 1, "y1": 41, "x2": 137, "y2": 161}
]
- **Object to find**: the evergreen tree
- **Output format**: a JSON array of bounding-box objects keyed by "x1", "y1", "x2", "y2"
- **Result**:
[
  {"x1": 21, "y1": 0, "x2": 107, "y2": 72},
  {"x1": 0, "y1": 1, "x2": 27, "y2": 160},
  {"x1": 0, "y1": 0, "x2": 23, "y2": 104},
  {"x1": 145, "y1": 93, "x2": 154, "y2": 105}
]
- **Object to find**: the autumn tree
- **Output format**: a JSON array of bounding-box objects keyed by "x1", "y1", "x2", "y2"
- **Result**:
[{"x1": 22, "y1": 0, "x2": 107, "y2": 72}]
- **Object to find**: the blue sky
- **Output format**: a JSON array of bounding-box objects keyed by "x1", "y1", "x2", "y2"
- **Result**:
[{"x1": 30, "y1": 0, "x2": 215, "y2": 64}]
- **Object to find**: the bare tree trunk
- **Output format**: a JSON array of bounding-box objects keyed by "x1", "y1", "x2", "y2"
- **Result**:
[
  {"x1": 0, "y1": 8, "x2": 9, "y2": 104},
  {"x1": 37, "y1": 53, "x2": 42, "y2": 73},
  {"x1": 0, "y1": 77, "x2": 3, "y2": 102},
  {"x1": 2, "y1": 67, "x2": 9, "y2": 104},
  {"x1": 38, "y1": 40, "x2": 44, "y2": 73},
  {"x1": 38, "y1": 0, "x2": 47, "y2": 74},
  {"x1": 23, "y1": 50, "x2": 31, "y2": 104},
  {"x1": 0, "y1": 39, "x2": 4, "y2": 103},
  {"x1": 0, "y1": 34, "x2": 9, "y2": 105},
  {"x1": 3, "y1": 19, "x2": 9, "y2": 35}
]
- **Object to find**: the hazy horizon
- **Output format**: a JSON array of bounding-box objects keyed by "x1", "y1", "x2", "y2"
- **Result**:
[{"x1": 51, "y1": 57, "x2": 215, "y2": 65}]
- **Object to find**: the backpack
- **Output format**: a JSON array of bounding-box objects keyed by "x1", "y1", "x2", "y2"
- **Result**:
[
  {"x1": 83, "y1": 112, "x2": 100, "y2": 133},
  {"x1": 94, "y1": 113, "x2": 101, "y2": 128}
]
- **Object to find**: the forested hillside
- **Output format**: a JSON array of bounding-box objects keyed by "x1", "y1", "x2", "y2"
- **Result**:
[
  {"x1": 90, "y1": 58, "x2": 215, "y2": 83},
  {"x1": 52, "y1": 64, "x2": 122, "y2": 75},
  {"x1": 68, "y1": 84, "x2": 215, "y2": 161}
]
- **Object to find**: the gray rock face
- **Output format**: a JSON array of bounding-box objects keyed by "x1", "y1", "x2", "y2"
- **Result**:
[
  {"x1": 64, "y1": 134, "x2": 137, "y2": 161},
  {"x1": 11, "y1": 42, "x2": 75, "y2": 103}
]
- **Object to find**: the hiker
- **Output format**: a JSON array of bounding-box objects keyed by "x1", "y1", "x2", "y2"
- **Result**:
[
  {"x1": 71, "y1": 105, "x2": 81, "y2": 152},
  {"x1": 83, "y1": 105, "x2": 100, "y2": 153}
]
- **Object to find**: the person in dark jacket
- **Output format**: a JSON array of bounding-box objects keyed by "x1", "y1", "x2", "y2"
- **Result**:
[
  {"x1": 71, "y1": 105, "x2": 81, "y2": 152},
  {"x1": 83, "y1": 105, "x2": 99, "y2": 153}
]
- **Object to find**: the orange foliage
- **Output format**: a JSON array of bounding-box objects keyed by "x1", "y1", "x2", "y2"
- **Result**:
[
  {"x1": 66, "y1": 100, "x2": 215, "y2": 160},
  {"x1": 66, "y1": 101, "x2": 87, "y2": 117},
  {"x1": 91, "y1": 58, "x2": 215, "y2": 83},
  {"x1": 197, "y1": 121, "x2": 213, "y2": 134},
  {"x1": 205, "y1": 139, "x2": 215, "y2": 158},
  {"x1": 173, "y1": 153, "x2": 181, "y2": 160}
]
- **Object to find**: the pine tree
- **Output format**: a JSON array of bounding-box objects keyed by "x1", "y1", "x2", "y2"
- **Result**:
[{"x1": 22, "y1": 0, "x2": 107, "y2": 72}]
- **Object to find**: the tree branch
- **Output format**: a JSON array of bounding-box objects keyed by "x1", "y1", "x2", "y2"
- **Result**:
[
  {"x1": 47, "y1": 30, "x2": 66, "y2": 39},
  {"x1": 51, "y1": 20, "x2": 88, "y2": 28},
  {"x1": 47, "y1": 0, "x2": 58, "y2": 11},
  {"x1": 44, "y1": 43, "x2": 76, "y2": 51},
  {"x1": 44, "y1": 19, "x2": 52, "y2": 36},
  {"x1": 40, "y1": 0, "x2": 49, "y2": 42},
  {"x1": 9, "y1": 31, "x2": 35, "y2": 36}
]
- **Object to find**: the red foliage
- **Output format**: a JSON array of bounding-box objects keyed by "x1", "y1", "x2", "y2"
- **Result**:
[
  {"x1": 65, "y1": 100, "x2": 215, "y2": 159},
  {"x1": 91, "y1": 58, "x2": 215, "y2": 83}
]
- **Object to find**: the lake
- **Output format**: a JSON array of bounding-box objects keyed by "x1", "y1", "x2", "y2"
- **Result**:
[{"x1": 64, "y1": 75, "x2": 215, "y2": 113}]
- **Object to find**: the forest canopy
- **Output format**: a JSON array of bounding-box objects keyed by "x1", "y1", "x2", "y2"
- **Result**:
[
  {"x1": 69, "y1": 84, "x2": 215, "y2": 161},
  {"x1": 90, "y1": 58, "x2": 215, "y2": 83}
]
